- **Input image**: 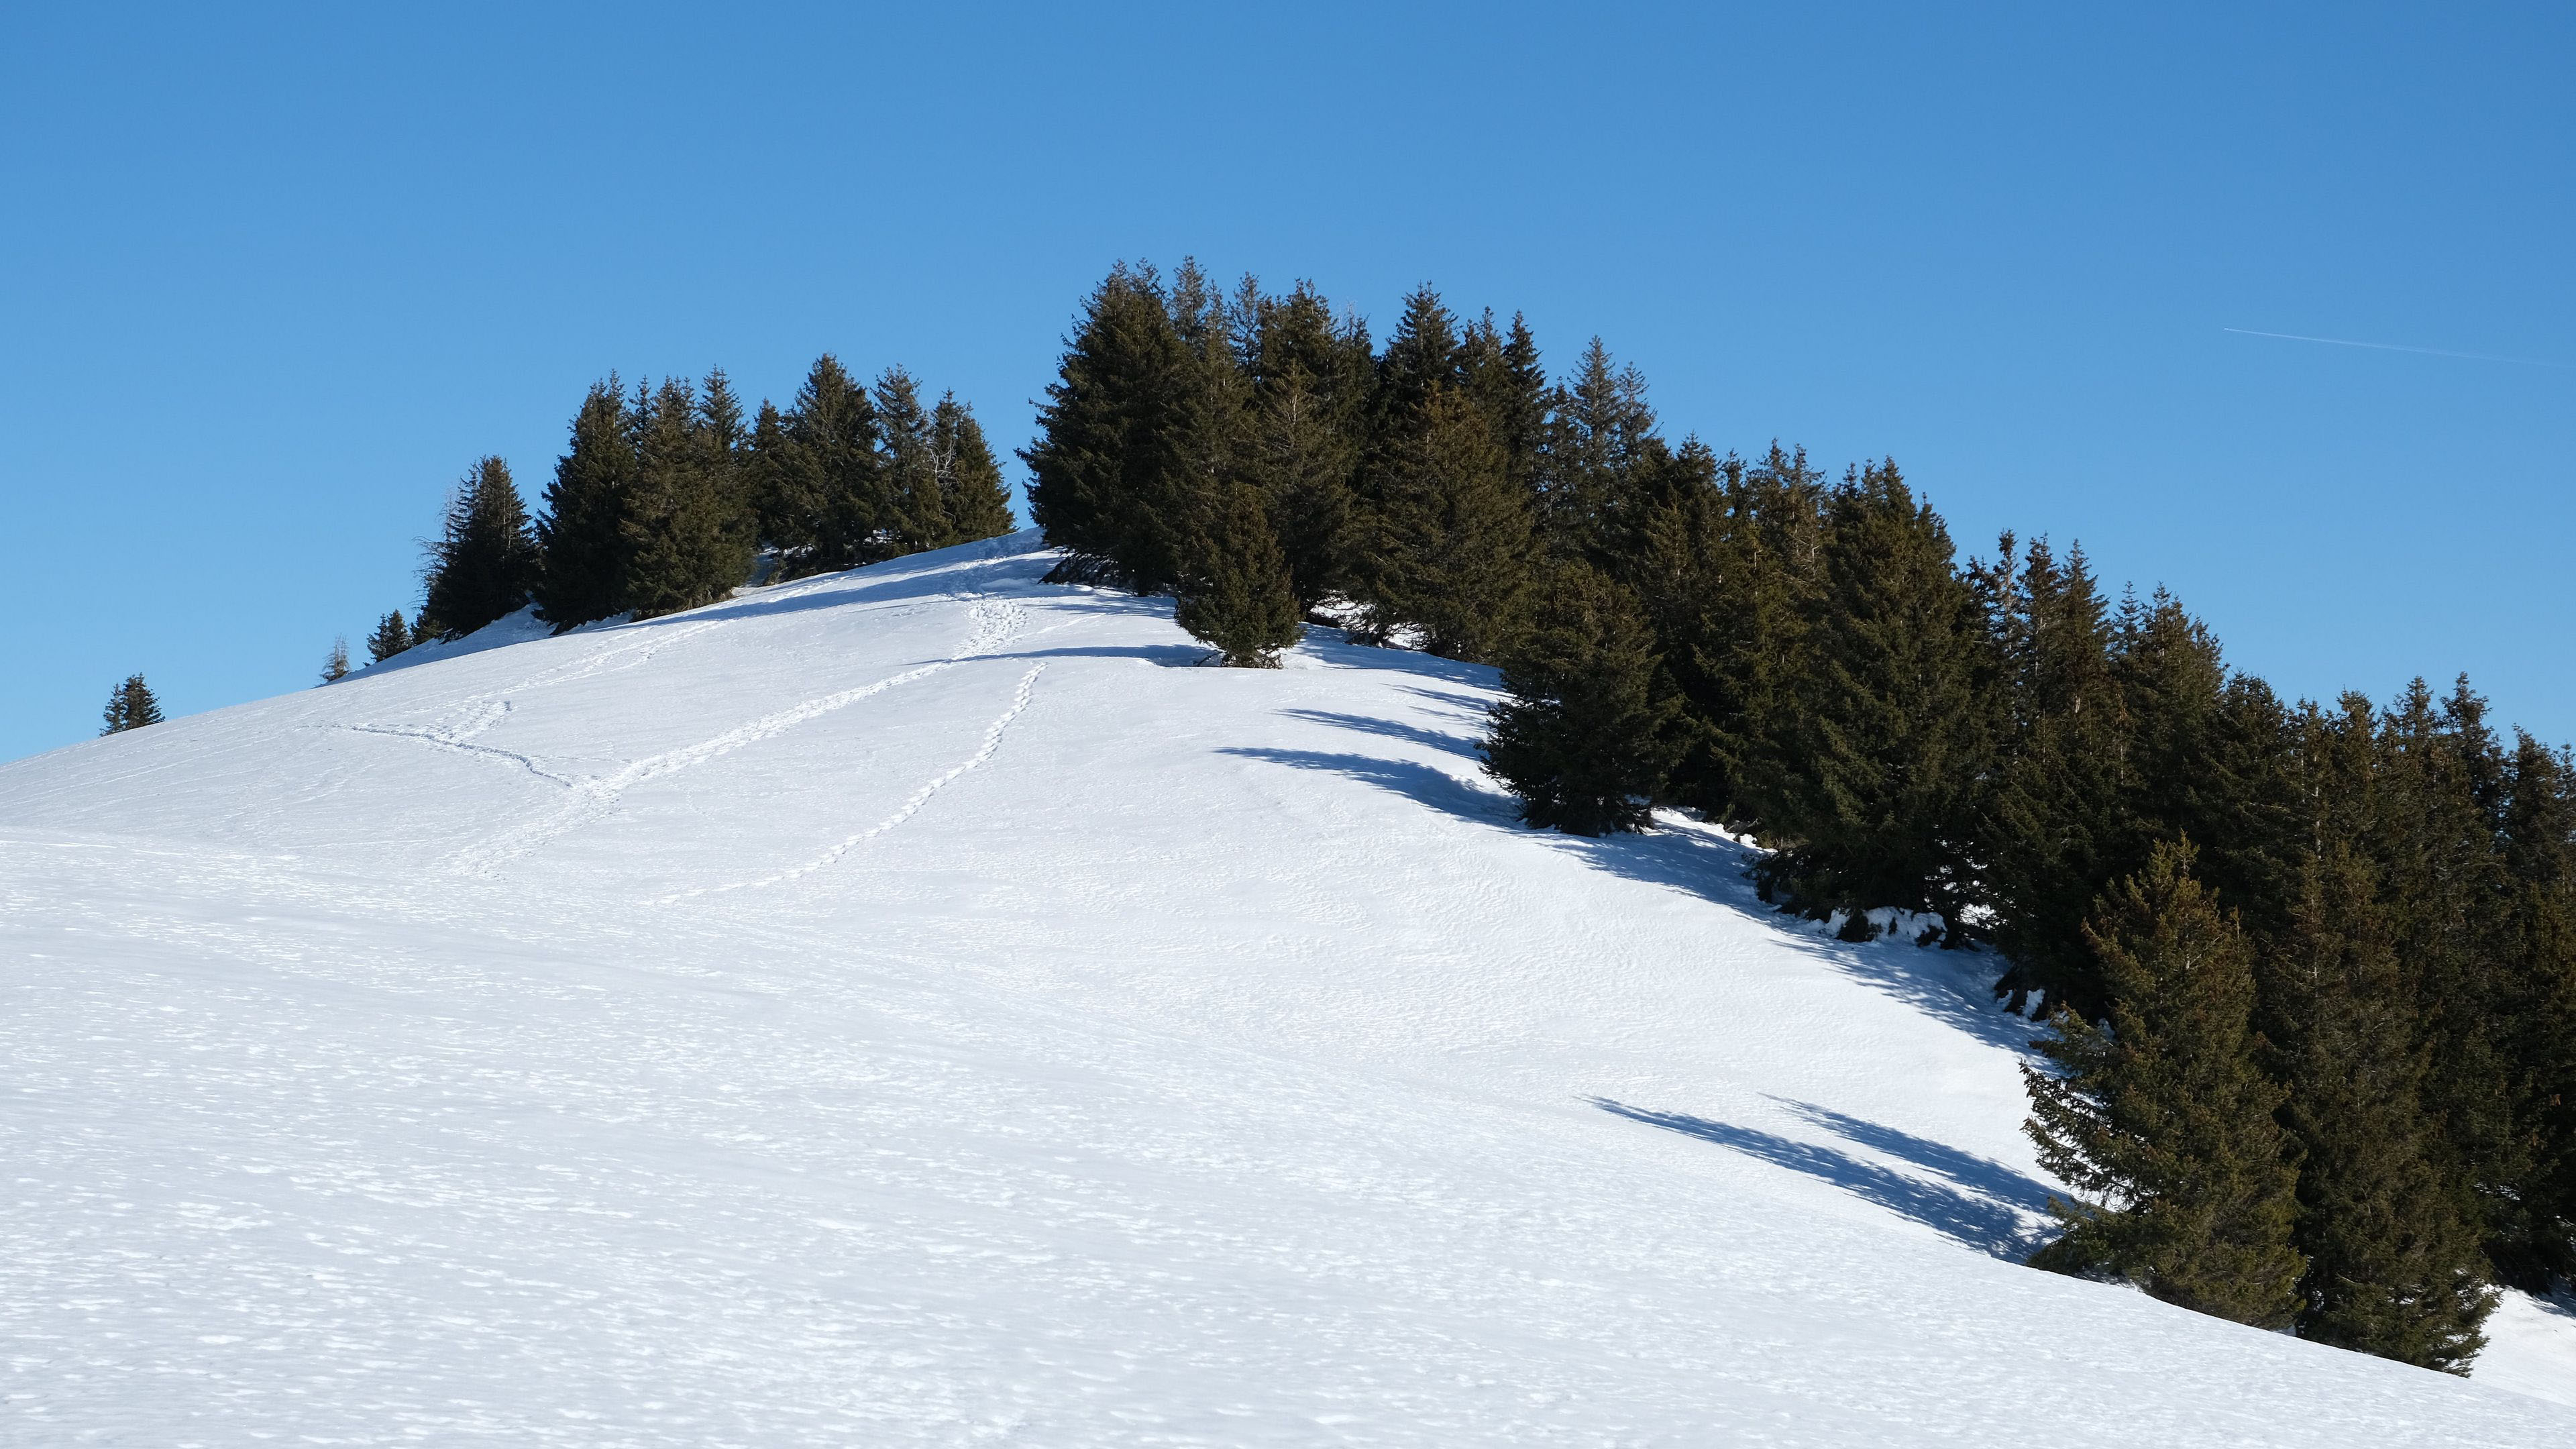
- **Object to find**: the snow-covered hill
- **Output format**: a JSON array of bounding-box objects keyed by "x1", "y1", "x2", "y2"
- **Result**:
[{"x1": 4, "y1": 533, "x2": 2571, "y2": 1445}]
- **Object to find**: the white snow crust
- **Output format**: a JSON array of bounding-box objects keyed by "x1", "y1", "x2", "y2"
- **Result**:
[{"x1": 4, "y1": 531, "x2": 2571, "y2": 1444}]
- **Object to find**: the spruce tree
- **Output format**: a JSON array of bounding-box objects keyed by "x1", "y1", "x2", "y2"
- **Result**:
[
  {"x1": 1022, "y1": 263, "x2": 1207, "y2": 592},
  {"x1": 535, "y1": 380, "x2": 639, "y2": 628},
  {"x1": 874, "y1": 367, "x2": 954, "y2": 553},
  {"x1": 422, "y1": 455, "x2": 539, "y2": 639},
  {"x1": 756, "y1": 354, "x2": 885, "y2": 576},
  {"x1": 931, "y1": 392, "x2": 1017, "y2": 541},
  {"x1": 2023, "y1": 841, "x2": 2305, "y2": 1327},
  {"x1": 100, "y1": 674, "x2": 162, "y2": 734},
  {"x1": 1483, "y1": 559, "x2": 1680, "y2": 835},
  {"x1": 1537, "y1": 337, "x2": 1663, "y2": 564},
  {"x1": 1748, "y1": 460, "x2": 1997, "y2": 928},
  {"x1": 1244, "y1": 281, "x2": 1368, "y2": 604},
  {"x1": 2266, "y1": 847, "x2": 2496, "y2": 1371},
  {"x1": 1354, "y1": 386, "x2": 1538, "y2": 663},
  {"x1": 1174, "y1": 480, "x2": 1302, "y2": 667},
  {"x1": 319, "y1": 637, "x2": 351, "y2": 684},
  {"x1": 365, "y1": 610, "x2": 413, "y2": 663},
  {"x1": 2497, "y1": 731, "x2": 2576, "y2": 1287},
  {"x1": 621, "y1": 376, "x2": 754, "y2": 619}
]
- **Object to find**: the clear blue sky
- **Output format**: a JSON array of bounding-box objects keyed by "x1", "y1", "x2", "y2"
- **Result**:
[{"x1": 4, "y1": 3, "x2": 2569, "y2": 763}]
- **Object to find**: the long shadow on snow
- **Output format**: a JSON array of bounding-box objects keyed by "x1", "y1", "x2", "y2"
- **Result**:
[
  {"x1": 1247, "y1": 704, "x2": 2027, "y2": 1053},
  {"x1": 1595, "y1": 1099, "x2": 2047, "y2": 1259}
]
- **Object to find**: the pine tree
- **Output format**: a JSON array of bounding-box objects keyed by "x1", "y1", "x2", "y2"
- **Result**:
[
  {"x1": 422, "y1": 455, "x2": 539, "y2": 639},
  {"x1": 931, "y1": 392, "x2": 1016, "y2": 542},
  {"x1": 1175, "y1": 480, "x2": 1302, "y2": 667},
  {"x1": 1354, "y1": 386, "x2": 1538, "y2": 663},
  {"x1": 2266, "y1": 847, "x2": 2496, "y2": 1371},
  {"x1": 755, "y1": 355, "x2": 885, "y2": 576},
  {"x1": 2023, "y1": 841, "x2": 2305, "y2": 1327},
  {"x1": 99, "y1": 674, "x2": 162, "y2": 734},
  {"x1": 319, "y1": 636, "x2": 351, "y2": 684},
  {"x1": 1484, "y1": 559, "x2": 1681, "y2": 835},
  {"x1": 1537, "y1": 336, "x2": 1663, "y2": 564},
  {"x1": 2496, "y1": 731, "x2": 2576, "y2": 1288},
  {"x1": 365, "y1": 610, "x2": 413, "y2": 663},
  {"x1": 1749, "y1": 460, "x2": 1997, "y2": 928},
  {"x1": 873, "y1": 368, "x2": 954, "y2": 553},
  {"x1": 1244, "y1": 281, "x2": 1368, "y2": 605},
  {"x1": 621, "y1": 376, "x2": 753, "y2": 619},
  {"x1": 1022, "y1": 263, "x2": 1207, "y2": 592},
  {"x1": 535, "y1": 380, "x2": 639, "y2": 628}
]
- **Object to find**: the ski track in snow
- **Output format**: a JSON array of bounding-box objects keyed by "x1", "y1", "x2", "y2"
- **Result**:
[
  {"x1": 669, "y1": 661, "x2": 1049, "y2": 902},
  {"x1": 444, "y1": 595, "x2": 1032, "y2": 876}
]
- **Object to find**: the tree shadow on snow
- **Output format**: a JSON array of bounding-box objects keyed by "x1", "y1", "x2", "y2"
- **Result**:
[
  {"x1": 1239, "y1": 705, "x2": 2032, "y2": 1054},
  {"x1": 1595, "y1": 1098, "x2": 2049, "y2": 1259},
  {"x1": 1216, "y1": 747, "x2": 1521, "y2": 826}
]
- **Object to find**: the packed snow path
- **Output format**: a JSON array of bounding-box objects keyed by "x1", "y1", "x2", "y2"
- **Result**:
[{"x1": 3, "y1": 533, "x2": 2570, "y2": 1445}]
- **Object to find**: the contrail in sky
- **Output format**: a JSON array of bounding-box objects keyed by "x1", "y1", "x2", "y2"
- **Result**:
[{"x1": 2222, "y1": 327, "x2": 2569, "y2": 369}]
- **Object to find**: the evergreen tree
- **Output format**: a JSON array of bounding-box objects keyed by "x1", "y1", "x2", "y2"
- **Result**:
[
  {"x1": 875, "y1": 367, "x2": 954, "y2": 553},
  {"x1": 1748, "y1": 460, "x2": 1997, "y2": 928},
  {"x1": 1354, "y1": 386, "x2": 1538, "y2": 662},
  {"x1": 422, "y1": 455, "x2": 539, "y2": 639},
  {"x1": 1537, "y1": 337, "x2": 1664, "y2": 564},
  {"x1": 319, "y1": 636, "x2": 351, "y2": 684},
  {"x1": 1022, "y1": 263, "x2": 1207, "y2": 592},
  {"x1": 535, "y1": 380, "x2": 639, "y2": 628},
  {"x1": 2023, "y1": 841, "x2": 2306, "y2": 1327},
  {"x1": 1483, "y1": 559, "x2": 1681, "y2": 835},
  {"x1": 1244, "y1": 281, "x2": 1369, "y2": 604},
  {"x1": 1174, "y1": 480, "x2": 1302, "y2": 667},
  {"x1": 621, "y1": 376, "x2": 753, "y2": 619},
  {"x1": 365, "y1": 610, "x2": 413, "y2": 663},
  {"x1": 1460, "y1": 311, "x2": 1550, "y2": 501},
  {"x1": 2267, "y1": 847, "x2": 2496, "y2": 1371},
  {"x1": 2496, "y1": 731, "x2": 2576, "y2": 1288},
  {"x1": 757, "y1": 354, "x2": 885, "y2": 576},
  {"x1": 931, "y1": 392, "x2": 1016, "y2": 542},
  {"x1": 99, "y1": 674, "x2": 162, "y2": 734}
]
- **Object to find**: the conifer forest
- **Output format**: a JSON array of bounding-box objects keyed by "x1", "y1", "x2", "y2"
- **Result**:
[{"x1": 329, "y1": 260, "x2": 2576, "y2": 1375}]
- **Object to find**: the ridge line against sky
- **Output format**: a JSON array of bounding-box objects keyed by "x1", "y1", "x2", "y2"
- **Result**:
[{"x1": 0, "y1": 2, "x2": 2568, "y2": 763}]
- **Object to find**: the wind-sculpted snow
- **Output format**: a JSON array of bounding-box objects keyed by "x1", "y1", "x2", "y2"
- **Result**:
[{"x1": 3, "y1": 532, "x2": 2571, "y2": 1445}]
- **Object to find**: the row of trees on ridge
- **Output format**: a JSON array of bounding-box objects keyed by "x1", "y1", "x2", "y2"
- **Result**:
[{"x1": 1022, "y1": 260, "x2": 2576, "y2": 1373}]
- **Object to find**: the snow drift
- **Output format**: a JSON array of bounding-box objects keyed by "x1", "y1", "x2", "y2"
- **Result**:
[{"x1": 3, "y1": 532, "x2": 2570, "y2": 1444}]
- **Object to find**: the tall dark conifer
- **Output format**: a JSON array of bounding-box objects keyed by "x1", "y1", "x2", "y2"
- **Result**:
[
  {"x1": 1484, "y1": 559, "x2": 1680, "y2": 835},
  {"x1": 1749, "y1": 460, "x2": 1996, "y2": 928},
  {"x1": 423, "y1": 455, "x2": 539, "y2": 639},
  {"x1": 931, "y1": 392, "x2": 1016, "y2": 542},
  {"x1": 1023, "y1": 263, "x2": 1205, "y2": 592},
  {"x1": 1245, "y1": 281, "x2": 1368, "y2": 604},
  {"x1": 621, "y1": 377, "x2": 754, "y2": 619},
  {"x1": 874, "y1": 368, "x2": 953, "y2": 553},
  {"x1": 535, "y1": 380, "x2": 639, "y2": 629},
  {"x1": 2267, "y1": 847, "x2": 2496, "y2": 1371},
  {"x1": 1355, "y1": 387, "x2": 1537, "y2": 663},
  {"x1": 1174, "y1": 480, "x2": 1301, "y2": 667},
  {"x1": 365, "y1": 610, "x2": 413, "y2": 663},
  {"x1": 2024, "y1": 841, "x2": 2306, "y2": 1327}
]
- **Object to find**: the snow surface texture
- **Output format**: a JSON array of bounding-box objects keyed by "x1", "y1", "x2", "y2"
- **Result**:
[{"x1": 4, "y1": 531, "x2": 2571, "y2": 1446}]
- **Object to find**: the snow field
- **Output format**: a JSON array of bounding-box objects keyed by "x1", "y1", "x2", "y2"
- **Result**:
[{"x1": 2, "y1": 533, "x2": 2571, "y2": 1444}]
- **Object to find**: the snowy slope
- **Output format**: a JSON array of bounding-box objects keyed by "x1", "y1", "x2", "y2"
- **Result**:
[{"x1": 3, "y1": 531, "x2": 2571, "y2": 1446}]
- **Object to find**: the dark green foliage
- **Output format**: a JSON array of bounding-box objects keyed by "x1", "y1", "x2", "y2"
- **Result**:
[
  {"x1": 1175, "y1": 480, "x2": 1302, "y2": 667},
  {"x1": 1023, "y1": 264, "x2": 1210, "y2": 592},
  {"x1": 875, "y1": 368, "x2": 954, "y2": 554},
  {"x1": 1483, "y1": 559, "x2": 1680, "y2": 835},
  {"x1": 100, "y1": 674, "x2": 162, "y2": 734},
  {"x1": 2263, "y1": 847, "x2": 2495, "y2": 1371},
  {"x1": 365, "y1": 610, "x2": 413, "y2": 663},
  {"x1": 1538, "y1": 337, "x2": 1664, "y2": 565},
  {"x1": 1354, "y1": 387, "x2": 1538, "y2": 663},
  {"x1": 621, "y1": 376, "x2": 754, "y2": 619},
  {"x1": 931, "y1": 392, "x2": 1016, "y2": 542},
  {"x1": 2495, "y1": 733, "x2": 2576, "y2": 1287},
  {"x1": 753, "y1": 354, "x2": 884, "y2": 577},
  {"x1": 1748, "y1": 461, "x2": 1998, "y2": 927},
  {"x1": 535, "y1": 381, "x2": 639, "y2": 629},
  {"x1": 423, "y1": 455, "x2": 539, "y2": 639},
  {"x1": 319, "y1": 637, "x2": 351, "y2": 684},
  {"x1": 1243, "y1": 281, "x2": 1369, "y2": 604},
  {"x1": 2023, "y1": 841, "x2": 2306, "y2": 1327}
]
